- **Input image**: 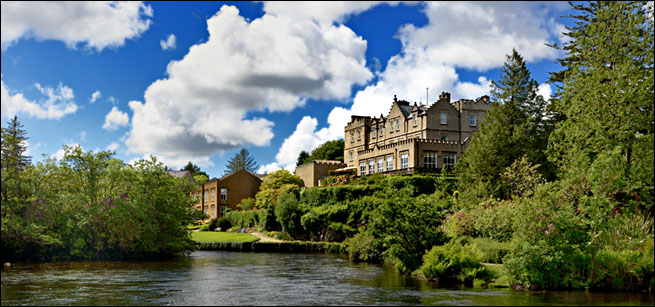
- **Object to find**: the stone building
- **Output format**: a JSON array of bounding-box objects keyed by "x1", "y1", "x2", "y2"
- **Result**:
[
  {"x1": 295, "y1": 160, "x2": 347, "y2": 187},
  {"x1": 191, "y1": 169, "x2": 262, "y2": 220},
  {"x1": 344, "y1": 92, "x2": 491, "y2": 176}
]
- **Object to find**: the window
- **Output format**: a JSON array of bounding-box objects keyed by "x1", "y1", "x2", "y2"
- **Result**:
[
  {"x1": 469, "y1": 113, "x2": 477, "y2": 126},
  {"x1": 371, "y1": 128, "x2": 376, "y2": 139},
  {"x1": 220, "y1": 206, "x2": 227, "y2": 217},
  {"x1": 369, "y1": 160, "x2": 375, "y2": 174},
  {"x1": 350, "y1": 131, "x2": 354, "y2": 143},
  {"x1": 210, "y1": 188, "x2": 215, "y2": 202},
  {"x1": 377, "y1": 158, "x2": 384, "y2": 173},
  {"x1": 440, "y1": 112, "x2": 447, "y2": 125},
  {"x1": 210, "y1": 205, "x2": 215, "y2": 218},
  {"x1": 386, "y1": 156, "x2": 393, "y2": 171},
  {"x1": 413, "y1": 116, "x2": 417, "y2": 126},
  {"x1": 349, "y1": 151, "x2": 353, "y2": 162},
  {"x1": 444, "y1": 154, "x2": 456, "y2": 170},
  {"x1": 390, "y1": 122, "x2": 394, "y2": 132},
  {"x1": 360, "y1": 162, "x2": 366, "y2": 174},
  {"x1": 204, "y1": 206, "x2": 208, "y2": 216},
  {"x1": 379, "y1": 127, "x2": 384, "y2": 137},
  {"x1": 396, "y1": 119, "x2": 400, "y2": 131},
  {"x1": 357, "y1": 130, "x2": 361, "y2": 140},
  {"x1": 220, "y1": 188, "x2": 227, "y2": 201},
  {"x1": 424, "y1": 152, "x2": 437, "y2": 169},
  {"x1": 401, "y1": 153, "x2": 408, "y2": 169},
  {"x1": 204, "y1": 190, "x2": 208, "y2": 202}
]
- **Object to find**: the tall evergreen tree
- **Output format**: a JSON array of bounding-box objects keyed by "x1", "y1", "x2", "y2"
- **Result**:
[
  {"x1": 547, "y1": 1, "x2": 653, "y2": 207},
  {"x1": 456, "y1": 49, "x2": 552, "y2": 205},
  {"x1": 1, "y1": 116, "x2": 31, "y2": 201},
  {"x1": 224, "y1": 148, "x2": 259, "y2": 175},
  {"x1": 180, "y1": 161, "x2": 208, "y2": 178}
]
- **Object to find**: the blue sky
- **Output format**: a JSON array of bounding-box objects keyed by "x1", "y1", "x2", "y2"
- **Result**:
[{"x1": 1, "y1": 1, "x2": 572, "y2": 178}]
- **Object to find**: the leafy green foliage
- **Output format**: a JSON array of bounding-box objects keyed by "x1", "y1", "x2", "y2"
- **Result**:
[
  {"x1": 224, "y1": 148, "x2": 259, "y2": 175},
  {"x1": 225, "y1": 209, "x2": 261, "y2": 229},
  {"x1": 274, "y1": 186, "x2": 305, "y2": 237},
  {"x1": 420, "y1": 239, "x2": 489, "y2": 285},
  {"x1": 297, "y1": 139, "x2": 345, "y2": 165}
]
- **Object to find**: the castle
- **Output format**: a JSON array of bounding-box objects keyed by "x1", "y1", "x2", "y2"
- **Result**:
[{"x1": 344, "y1": 92, "x2": 491, "y2": 176}]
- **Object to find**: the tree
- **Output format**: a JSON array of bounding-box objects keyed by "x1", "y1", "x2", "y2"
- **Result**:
[
  {"x1": 180, "y1": 161, "x2": 208, "y2": 178},
  {"x1": 1, "y1": 116, "x2": 31, "y2": 201},
  {"x1": 296, "y1": 150, "x2": 310, "y2": 167},
  {"x1": 547, "y1": 1, "x2": 654, "y2": 209},
  {"x1": 299, "y1": 140, "x2": 345, "y2": 165},
  {"x1": 456, "y1": 49, "x2": 553, "y2": 205},
  {"x1": 224, "y1": 148, "x2": 258, "y2": 175}
]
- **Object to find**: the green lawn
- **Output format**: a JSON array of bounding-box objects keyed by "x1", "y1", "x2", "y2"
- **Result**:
[{"x1": 191, "y1": 231, "x2": 259, "y2": 243}]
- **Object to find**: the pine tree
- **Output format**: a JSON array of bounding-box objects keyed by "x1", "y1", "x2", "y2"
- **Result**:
[
  {"x1": 456, "y1": 49, "x2": 552, "y2": 205},
  {"x1": 1, "y1": 116, "x2": 31, "y2": 201},
  {"x1": 224, "y1": 148, "x2": 259, "y2": 175},
  {"x1": 547, "y1": 1, "x2": 653, "y2": 207}
]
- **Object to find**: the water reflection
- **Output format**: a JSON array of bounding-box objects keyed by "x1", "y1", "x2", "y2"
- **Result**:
[{"x1": 1, "y1": 251, "x2": 653, "y2": 306}]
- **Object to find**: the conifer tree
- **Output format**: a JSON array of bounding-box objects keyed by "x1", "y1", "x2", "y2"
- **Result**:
[
  {"x1": 224, "y1": 148, "x2": 259, "y2": 175},
  {"x1": 456, "y1": 49, "x2": 552, "y2": 205},
  {"x1": 1, "y1": 116, "x2": 31, "y2": 201},
  {"x1": 547, "y1": 1, "x2": 653, "y2": 207}
]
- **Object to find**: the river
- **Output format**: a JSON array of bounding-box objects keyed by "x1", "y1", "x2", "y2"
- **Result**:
[{"x1": 1, "y1": 251, "x2": 653, "y2": 306}]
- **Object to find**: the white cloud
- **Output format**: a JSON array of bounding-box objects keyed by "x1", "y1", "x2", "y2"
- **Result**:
[
  {"x1": 537, "y1": 83, "x2": 552, "y2": 102},
  {"x1": 1, "y1": 1, "x2": 153, "y2": 51},
  {"x1": 125, "y1": 5, "x2": 372, "y2": 166},
  {"x1": 90, "y1": 90, "x2": 101, "y2": 103},
  {"x1": 1, "y1": 79, "x2": 78, "y2": 119},
  {"x1": 262, "y1": 1, "x2": 401, "y2": 25},
  {"x1": 51, "y1": 143, "x2": 83, "y2": 161},
  {"x1": 257, "y1": 162, "x2": 281, "y2": 175},
  {"x1": 107, "y1": 96, "x2": 117, "y2": 105},
  {"x1": 160, "y1": 34, "x2": 176, "y2": 50},
  {"x1": 102, "y1": 106, "x2": 130, "y2": 130},
  {"x1": 79, "y1": 131, "x2": 87, "y2": 142},
  {"x1": 106, "y1": 142, "x2": 119, "y2": 151},
  {"x1": 268, "y1": 2, "x2": 567, "y2": 169}
]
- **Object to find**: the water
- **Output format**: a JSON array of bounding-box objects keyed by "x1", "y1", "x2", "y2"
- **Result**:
[{"x1": 1, "y1": 251, "x2": 653, "y2": 306}]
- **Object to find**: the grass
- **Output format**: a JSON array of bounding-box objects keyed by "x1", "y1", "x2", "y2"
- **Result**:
[
  {"x1": 186, "y1": 224, "x2": 203, "y2": 230},
  {"x1": 191, "y1": 231, "x2": 260, "y2": 243}
]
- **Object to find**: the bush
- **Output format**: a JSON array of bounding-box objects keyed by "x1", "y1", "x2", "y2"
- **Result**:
[
  {"x1": 217, "y1": 217, "x2": 232, "y2": 232},
  {"x1": 469, "y1": 237, "x2": 511, "y2": 264},
  {"x1": 420, "y1": 239, "x2": 490, "y2": 285},
  {"x1": 447, "y1": 200, "x2": 518, "y2": 242},
  {"x1": 275, "y1": 187, "x2": 305, "y2": 238},
  {"x1": 226, "y1": 210, "x2": 261, "y2": 229},
  {"x1": 343, "y1": 230, "x2": 382, "y2": 263},
  {"x1": 198, "y1": 224, "x2": 209, "y2": 232},
  {"x1": 207, "y1": 218, "x2": 218, "y2": 231}
]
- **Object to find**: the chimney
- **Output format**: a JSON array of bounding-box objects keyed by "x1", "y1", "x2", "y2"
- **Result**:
[
  {"x1": 394, "y1": 95, "x2": 397, "y2": 102},
  {"x1": 439, "y1": 92, "x2": 451, "y2": 103}
]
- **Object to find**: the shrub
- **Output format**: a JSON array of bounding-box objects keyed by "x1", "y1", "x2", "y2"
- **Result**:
[
  {"x1": 275, "y1": 186, "x2": 305, "y2": 238},
  {"x1": 207, "y1": 218, "x2": 218, "y2": 231},
  {"x1": 198, "y1": 224, "x2": 209, "y2": 232},
  {"x1": 343, "y1": 230, "x2": 382, "y2": 263},
  {"x1": 226, "y1": 210, "x2": 261, "y2": 229},
  {"x1": 420, "y1": 239, "x2": 490, "y2": 285},
  {"x1": 469, "y1": 237, "x2": 511, "y2": 264},
  {"x1": 217, "y1": 217, "x2": 232, "y2": 232}
]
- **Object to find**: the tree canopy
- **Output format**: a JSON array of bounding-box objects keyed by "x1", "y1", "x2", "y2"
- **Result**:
[
  {"x1": 297, "y1": 140, "x2": 344, "y2": 166},
  {"x1": 224, "y1": 148, "x2": 259, "y2": 175}
]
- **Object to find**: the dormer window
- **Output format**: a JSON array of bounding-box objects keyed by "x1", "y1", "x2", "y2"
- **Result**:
[
  {"x1": 413, "y1": 116, "x2": 417, "y2": 127},
  {"x1": 396, "y1": 119, "x2": 400, "y2": 131}
]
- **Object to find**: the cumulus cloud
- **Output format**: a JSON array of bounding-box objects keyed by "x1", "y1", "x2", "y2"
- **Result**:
[
  {"x1": 1, "y1": 1, "x2": 153, "y2": 51},
  {"x1": 125, "y1": 5, "x2": 372, "y2": 169},
  {"x1": 537, "y1": 83, "x2": 552, "y2": 102},
  {"x1": 267, "y1": 2, "x2": 567, "y2": 170},
  {"x1": 106, "y1": 142, "x2": 120, "y2": 152},
  {"x1": 160, "y1": 34, "x2": 176, "y2": 50},
  {"x1": 90, "y1": 90, "x2": 101, "y2": 103},
  {"x1": 51, "y1": 143, "x2": 83, "y2": 161},
  {"x1": 263, "y1": 1, "x2": 401, "y2": 24},
  {"x1": 1, "y1": 79, "x2": 78, "y2": 119},
  {"x1": 102, "y1": 106, "x2": 130, "y2": 130}
]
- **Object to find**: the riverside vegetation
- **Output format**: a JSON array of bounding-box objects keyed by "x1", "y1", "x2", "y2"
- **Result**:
[{"x1": 2, "y1": 0, "x2": 653, "y2": 293}]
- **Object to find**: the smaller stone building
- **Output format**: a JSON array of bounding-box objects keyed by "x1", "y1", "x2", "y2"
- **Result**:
[
  {"x1": 191, "y1": 169, "x2": 262, "y2": 221},
  {"x1": 295, "y1": 160, "x2": 347, "y2": 187}
]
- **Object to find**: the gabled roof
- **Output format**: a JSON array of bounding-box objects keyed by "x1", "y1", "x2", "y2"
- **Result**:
[
  {"x1": 218, "y1": 169, "x2": 263, "y2": 182},
  {"x1": 167, "y1": 170, "x2": 196, "y2": 183}
]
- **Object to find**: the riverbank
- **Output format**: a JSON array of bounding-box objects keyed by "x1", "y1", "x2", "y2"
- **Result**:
[{"x1": 196, "y1": 241, "x2": 343, "y2": 253}]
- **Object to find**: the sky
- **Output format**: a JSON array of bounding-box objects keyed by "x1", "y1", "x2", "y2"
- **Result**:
[{"x1": 1, "y1": 1, "x2": 573, "y2": 178}]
